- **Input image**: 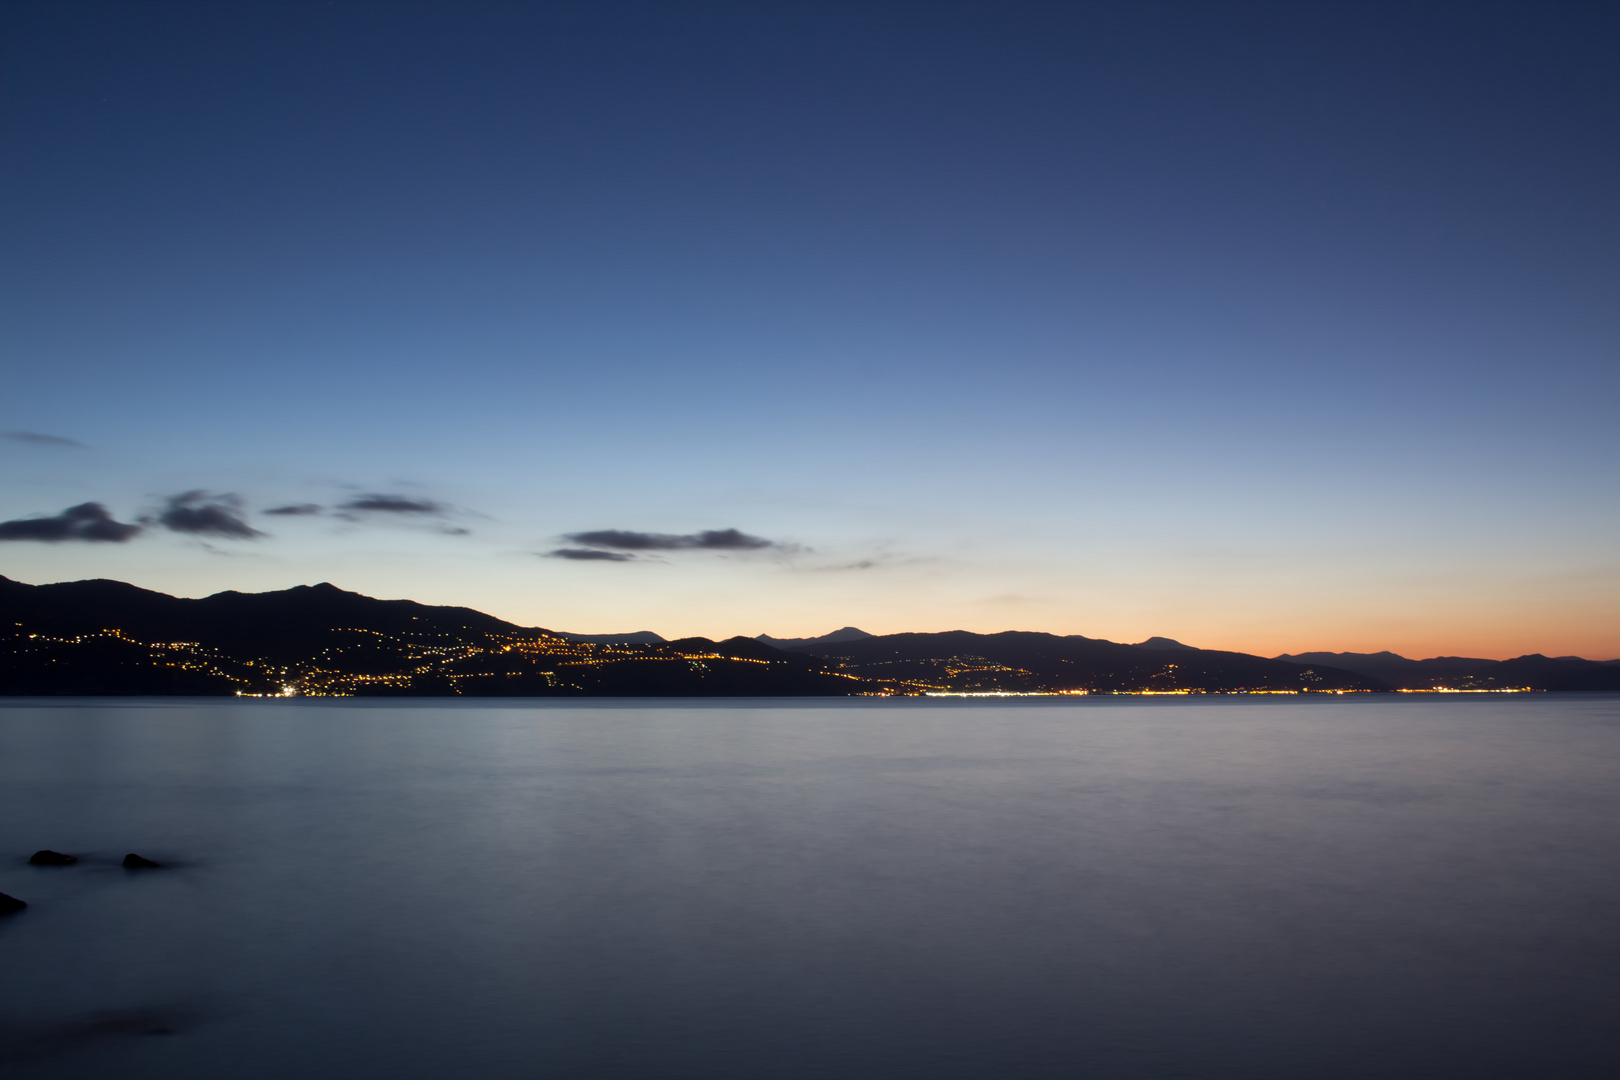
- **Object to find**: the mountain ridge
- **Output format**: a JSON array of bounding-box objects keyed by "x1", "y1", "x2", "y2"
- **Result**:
[
  {"x1": 553, "y1": 630, "x2": 668, "y2": 645},
  {"x1": 779, "y1": 629, "x2": 1381, "y2": 694},
  {"x1": 1274, "y1": 650, "x2": 1620, "y2": 691},
  {"x1": 755, "y1": 627, "x2": 874, "y2": 649},
  {"x1": 0, "y1": 575, "x2": 866, "y2": 697},
  {"x1": 4, "y1": 575, "x2": 1616, "y2": 695}
]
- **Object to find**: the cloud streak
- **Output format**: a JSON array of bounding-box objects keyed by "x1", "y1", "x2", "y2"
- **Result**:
[
  {"x1": 563, "y1": 528, "x2": 780, "y2": 552},
  {"x1": 0, "y1": 502, "x2": 141, "y2": 542},
  {"x1": 4, "y1": 431, "x2": 82, "y2": 447},
  {"x1": 546, "y1": 548, "x2": 636, "y2": 561},
  {"x1": 339, "y1": 495, "x2": 443, "y2": 515},
  {"x1": 254, "y1": 493, "x2": 469, "y2": 534},
  {"x1": 154, "y1": 491, "x2": 263, "y2": 539}
]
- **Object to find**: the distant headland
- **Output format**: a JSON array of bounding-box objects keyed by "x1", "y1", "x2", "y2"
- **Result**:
[{"x1": 3, "y1": 576, "x2": 1616, "y2": 697}]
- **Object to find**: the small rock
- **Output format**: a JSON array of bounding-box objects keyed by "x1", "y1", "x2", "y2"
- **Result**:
[
  {"x1": 122, "y1": 853, "x2": 163, "y2": 869},
  {"x1": 0, "y1": 892, "x2": 26, "y2": 915},
  {"x1": 29, "y1": 849, "x2": 77, "y2": 866}
]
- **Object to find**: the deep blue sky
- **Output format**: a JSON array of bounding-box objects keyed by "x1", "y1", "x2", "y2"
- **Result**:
[{"x1": 2, "y1": 0, "x2": 1616, "y2": 657}]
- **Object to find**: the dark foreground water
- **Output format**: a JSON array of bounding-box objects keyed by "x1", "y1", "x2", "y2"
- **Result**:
[{"x1": 2, "y1": 696, "x2": 1619, "y2": 1079}]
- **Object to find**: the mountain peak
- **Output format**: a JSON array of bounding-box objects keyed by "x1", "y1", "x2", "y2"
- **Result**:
[
  {"x1": 554, "y1": 630, "x2": 667, "y2": 645},
  {"x1": 1133, "y1": 636, "x2": 1196, "y2": 651},
  {"x1": 755, "y1": 627, "x2": 874, "y2": 649}
]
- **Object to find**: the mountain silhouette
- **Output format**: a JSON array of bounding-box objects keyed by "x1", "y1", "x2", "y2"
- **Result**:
[
  {"x1": 553, "y1": 630, "x2": 668, "y2": 645},
  {"x1": 1275, "y1": 650, "x2": 1620, "y2": 692},
  {"x1": 755, "y1": 627, "x2": 874, "y2": 649},
  {"x1": 0, "y1": 576, "x2": 870, "y2": 697},
  {"x1": 782, "y1": 630, "x2": 1379, "y2": 693},
  {"x1": 6, "y1": 575, "x2": 1611, "y2": 696},
  {"x1": 1132, "y1": 636, "x2": 1198, "y2": 651}
]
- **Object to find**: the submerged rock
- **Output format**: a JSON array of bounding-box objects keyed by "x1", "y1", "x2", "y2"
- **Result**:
[
  {"x1": 0, "y1": 892, "x2": 26, "y2": 914},
  {"x1": 122, "y1": 853, "x2": 163, "y2": 869},
  {"x1": 28, "y1": 849, "x2": 77, "y2": 866}
]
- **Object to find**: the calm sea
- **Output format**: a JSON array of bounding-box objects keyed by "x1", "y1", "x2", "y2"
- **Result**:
[{"x1": 2, "y1": 695, "x2": 1618, "y2": 1079}]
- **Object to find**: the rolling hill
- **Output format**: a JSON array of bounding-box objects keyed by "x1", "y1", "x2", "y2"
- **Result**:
[{"x1": 0, "y1": 576, "x2": 870, "y2": 697}]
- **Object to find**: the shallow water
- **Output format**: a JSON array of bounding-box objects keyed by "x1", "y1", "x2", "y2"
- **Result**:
[{"x1": 1, "y1": 695, "x2": 1618, "y2": 1079}]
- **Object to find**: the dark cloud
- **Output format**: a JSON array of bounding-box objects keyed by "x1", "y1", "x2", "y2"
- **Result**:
[
  {"x1": 564, "y1": 528, "x2": 778, "y2": 552},
  {"x1": 0, "y1": 502, "x2": 141, "y2": 542},
  {"x1": 547, "y1": 547, "x2": 636, "y2": 561},
  {"x1": 263, "y1": 503, "x2": 323, "y2": 516},
  {"x1": 339, "y1": 495, "x2": 443, "y2": 514},
  {"x1": 4, "y1": 431, "x2": 82, "y2": 447},
  {"x1": 154, "y1": 491, "x2": 263, "y2": 539}
]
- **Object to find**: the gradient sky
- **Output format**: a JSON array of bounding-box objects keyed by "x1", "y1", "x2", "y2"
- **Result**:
[{"x1": 2, "y1": 0, "x2": 1617, "y2": 659}]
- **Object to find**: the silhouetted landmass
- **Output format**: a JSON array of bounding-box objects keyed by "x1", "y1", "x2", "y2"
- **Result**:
[
  {"x1": 0, "y1": 576, "x2": 869, "y2": 697},
  {"x1": 1276, "y1": 651, "x2": 1620, "y2": 692},
  {"x1": 5, "y1": 575, "x2": 1613, "y2": 697},
  {"x1": 755, "y1": 627, "x2": 874, "y2": 649},
  {"x1": 784, "y1": 631, "x2": 1380, "y2": 693},
  {"x1": 553, "y1": 630, "x2": 668, "y2": 645},
  {"x1": 1132, "y1": 636, "x2": 1198, "y2": 651}
]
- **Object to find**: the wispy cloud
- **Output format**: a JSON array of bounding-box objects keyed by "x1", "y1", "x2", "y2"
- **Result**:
[
  {"x1": 546, "y1": 547, "x2": 637, "y2": 561},
  {"x1": 153, "y1": 491, "x2": 264, "y2": 539},
  {"x1": 257, "y1": 492, "x2": 470, "y2": 534},
  {"x1": 0, "y1": 502, "x2": 141, "y2": 542},
  {"x1": 339, "y1": 495, "x2": 444, "y2": 515},
  {"x1": 4, "y1": 431, "x2": 82, "y2": 447},
  {"x1": 563, "y1": 528, "x2": 782, "y2": 552}
]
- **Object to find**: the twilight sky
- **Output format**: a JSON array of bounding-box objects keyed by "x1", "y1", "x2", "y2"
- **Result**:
[{"x1": 2, "y1": 0, "x2": 1616, "y2": 659}]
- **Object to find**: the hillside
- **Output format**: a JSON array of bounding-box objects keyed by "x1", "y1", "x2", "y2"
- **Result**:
[
  {"x1": 0, "y1": 576, "x2": 873, "y2": 697},
  {"x1": 755, "y1": 627, "x2": 874, "y2": 649},
  {"x1": 1276, "y1": 651, "x2": 1620, "y2": 692},
  {"x1": 783, "y1": 630, "x2": 1380, "y2": 693},
  {"x1": 8, "y1": 575, "x2": 1612, "y2": 697}
]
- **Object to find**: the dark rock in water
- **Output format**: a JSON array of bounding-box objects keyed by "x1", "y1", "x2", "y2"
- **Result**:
[
  {"x1": 122, "y1": 853, "x2": 163, "y2": 869},
  {"x1": 28, "y1": 849, "x2": 77, "y2": 866},
  {"x1": 0, "y1": 891, "x2": 26, "y2": 914}
]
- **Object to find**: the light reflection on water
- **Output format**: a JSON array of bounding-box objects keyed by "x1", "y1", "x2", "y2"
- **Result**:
[{"x1": 2, "y1": 695, "x2": 1618, "y2": 1079}]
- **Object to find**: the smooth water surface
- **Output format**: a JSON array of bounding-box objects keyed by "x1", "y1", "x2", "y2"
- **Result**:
[{"x1": 2, "y1": 695, "x2": 1618, "y2": 1078}]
